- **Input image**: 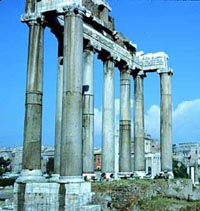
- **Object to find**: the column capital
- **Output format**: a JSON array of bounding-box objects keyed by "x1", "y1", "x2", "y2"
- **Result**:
[
  {"x1": 63, "y1": 5, "x2": 86, "y2": 17},
  {"x1": 83, "y1": 40, "x2": 95, "y2": 52},
  {"x1": 116, "y1": 60, "x2": 129, "y2": 72},
  {"x1": 98, "y1": 50, "x2": 115, "y2": 63},
  {"x1": 157, "y1": 68, "x2": 173, "y2": 75},
  {"x1": 58, "y1": 56, "x2": 63, "y2": 65},
  {"x1": 21, "y1": 13, "x2": 46, "y2": 26},
  {"x1": 131, "y1": 69, "x2": 146, "y2": 79}
]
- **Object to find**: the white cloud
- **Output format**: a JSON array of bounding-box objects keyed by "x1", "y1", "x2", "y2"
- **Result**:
[
  {"x1": 95, "y1": 98, "x2": 200, "y2": 144},
  {"x1": 173, "y1": 99, "x2": 200, "y2": 121},
  {"x1": 172, "y1": 99, "x2": 200, "y2": 142},
  {"x1": 144, "y1": 99, "x2": 200, "y2": 142}
]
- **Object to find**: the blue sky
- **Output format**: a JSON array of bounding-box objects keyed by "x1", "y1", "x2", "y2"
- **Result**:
[{"x1": 0, "y1": 0, "x2": 200, "y2": 147}]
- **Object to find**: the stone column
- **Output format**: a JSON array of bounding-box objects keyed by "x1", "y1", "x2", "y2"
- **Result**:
[
  {"x1": 54, "y1": 50, "x2": 63, "y2": 175},
  {"x1": 21, "y1": 16, "x2": 45, "y2": 180},
  {"x1": 133, "y1": 71, "x2": 146, "y2": 176},
  {"x1": 159, "y1": 69, "x2": 173, "y2": 172},
  {"x1": 60, "y1": 7, "x2": 84, "y2": 179},
  {"x1": 101, "y1": 56, "x2": 115, "y2": 174},
  {"x1": 82, "y1": 43, "x2": 94, "y2": 174},
  {"x1": 119, "y1": 67, "x2": 131, "y2": 173}
]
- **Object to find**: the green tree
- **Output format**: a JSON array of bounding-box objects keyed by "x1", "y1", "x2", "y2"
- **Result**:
[
  {"x1": 173, "y1": 159, "x2": 188, "y2": 178},
  {"x1": 46, "y1": 157, "x2": 54, "y2": 176},
  {"x1": 0, "y1": 157, "x2": 11, "y2": 176}
]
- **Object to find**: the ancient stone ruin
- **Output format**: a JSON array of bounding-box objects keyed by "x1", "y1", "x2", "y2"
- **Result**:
[{"x1": 14, "y1": 0, "x2": 173, "y2": 210}]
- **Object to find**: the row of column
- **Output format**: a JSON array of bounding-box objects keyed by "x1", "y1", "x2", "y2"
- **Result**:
[{"x1": 21, "y1": 7, "x2": 173, "y2": 181}]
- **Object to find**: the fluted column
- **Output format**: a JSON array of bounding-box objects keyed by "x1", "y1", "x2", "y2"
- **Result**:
[
  {"x1": 159, "y1": 69, "x2": 173, "y2": 172},
  {"x1": 54, "y1": 43, "x2": 63, "y2": 175},
  {"x1": 119, "y1": 67, "x2": 131, "y2": 173},
  {"x1": 133, "y1": 71, "x2": 146, "y2": 174},
  {"x1": 22, "y1": 17, "x2": 45, "y2": 176},
  {"x1": 82, "y1": 43, "x2": 94, "y2": 174},
  {"x1": 60, "y1": 7, "x2": 84, "y2": 179},
  {"x1": 101, "y1": 56, "x2": 115, "y2": 173}
]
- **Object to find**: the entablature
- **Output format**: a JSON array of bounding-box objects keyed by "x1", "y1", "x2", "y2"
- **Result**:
[
  {"x1": 83, "y1": 23, "x2": 135, "y2": 66},
  {"x1": 25, "y1": 0, "x2": 137, "y2": 67},
  {"x1": 23, "y1": 1, "x2": 171, "y2": 75},
  {"x1": 134, "y1": 51, "x2": 169, "y2": 73}
]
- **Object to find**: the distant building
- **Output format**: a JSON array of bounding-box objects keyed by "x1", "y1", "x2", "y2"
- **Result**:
[
  {"x1": 0, "y1": 148, "x2": 12, "y2": 160},
  {"x1": 93, "y1": 133, "x2": 161, "y2": 178},
  {"x1": 173, "y1": 142, "x2": 199, "y2": 166},
  {"x1": 11, "y1": 146, "x2": 23, "y2": 173},
  {"x1": 94, "y1": 148, "x2": 101, "y2": 171},
  {"x1": 0, "y1": 146, "x2": 55, "y2": 174},
  {"x1": 172, "y1": 142, "x2": 200, "y2": 184},
  {"x1": 1, "y1": 135, "x2": 161, "y2": 178}
]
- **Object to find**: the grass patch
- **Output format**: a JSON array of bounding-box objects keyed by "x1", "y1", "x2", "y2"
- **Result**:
[
  {"x1": 138, "y1": 197, "x2": 200, "y2": 211},
  {"x1": 92, "y1": 179, "x2": 155, "y2": 192}
]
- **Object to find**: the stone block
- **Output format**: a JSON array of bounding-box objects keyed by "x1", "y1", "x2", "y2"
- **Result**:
[
  {"x1": 14, "y1": 181, "x2": 100, "y2": 211},
  {"x1": 80, "y1": 205, "x2": 101, "y2": 211},
  {"x1": 65, "y1": 181, "x2": 91, "y2": 194}
]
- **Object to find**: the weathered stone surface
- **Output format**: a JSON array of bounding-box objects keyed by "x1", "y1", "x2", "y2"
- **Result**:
[
  {"x1": 119, "y1": 69, "x2": 131, "y2": 173},
  {"x1": 83, "y1": 45, "x2": 95, "y2": 174},
  {"x1": 137, "y1": 52, "x2": 169, "y2": 72},
  {"x1": 61, "y1": 8, "x2": 84, "y2": 177},
  {"x1": 22, "y1": 19, "x2": 44, "y2": 171},
  {"x1": 54, "y1": 56, "x2": 63, "y2": 175},
  {"x1": 102, "y1": 59, "x2": 115, "y2": 174},
  {"x1": 13, "y1": 181, "x2": 100, "y2": 211},
  {"x1": 134, "y1": 71, "x2": 145, "y2": 172},
  {"x1": 160, "y1": 70, "x2": 173, "y2": 172},
  {"x1": 92, "y1": 179, "x2": 200, "y2": 211}
]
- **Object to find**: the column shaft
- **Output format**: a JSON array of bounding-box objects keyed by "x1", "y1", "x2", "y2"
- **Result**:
[
  {"x1": 54, "y1": 55, "x2": 63, "y2": 174},
  {"x1": 82, "y1": 46, "x2": 94, "y2": 174},
  {"x1": 102, "y1": 59, "x2": 115, "y2": 173},
  {"x1": 22, "y1": 21, "x2": 44, "y2": 170},
  {"x1": 119, "y1": 69, "x2": 131, "y2": 172},
  {"x1": 61, "y1": 9, "x2": 84, "y2": 177},
  {"x1": 160, "y1": 71, "x2": 172, "y2": 172},
  {"x1": 134, "y1": 74, "x2": 145, "y2": 172}
]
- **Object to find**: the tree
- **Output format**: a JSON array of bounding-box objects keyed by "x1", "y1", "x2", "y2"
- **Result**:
[
  {"x1": 173, "y1": 159, "x2": 188, "y2": 178},
  {"x1": 0, "y1": 157, "x2": 11, "y2": 176},
  {"x1": 46, "y1": 157, "x2": 54, "y2": 176}
]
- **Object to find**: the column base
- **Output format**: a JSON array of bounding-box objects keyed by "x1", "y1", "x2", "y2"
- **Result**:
[
  {"x1": 83, "y1": 173, "x2": 97, "y2": 181},
  {"x1": 16, "y1": 169, "x2": 46, "y2": 183},
  {"x1": 159, "y1": 170, "x2": 174, "y2": 179},
  {"x1": 167, "y1": 171, "x2": 174, "y2": 179},
  {"x1": 47, "y1": 173, "x2": 60, "y2": 182},
  {"x1": 133, "y1": 171, "x2": 146, "y2": 179},
  {"x1": 14, "y1": 180, "x2": 101, "y2": 210},
  {"x1": 100, "y1": 172, "x2": 115, "y2": 181},
  {"x1": 118, "y1": 172, "x2": 133, "y2": 179},
  {"x1": 59, "y1": 175, "x2": 84, "y2": 183}
]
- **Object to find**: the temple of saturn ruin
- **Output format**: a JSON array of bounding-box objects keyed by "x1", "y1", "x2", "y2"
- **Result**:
[{"x1": 14, "y1": 0, "x2": 173, "y2": 210}]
